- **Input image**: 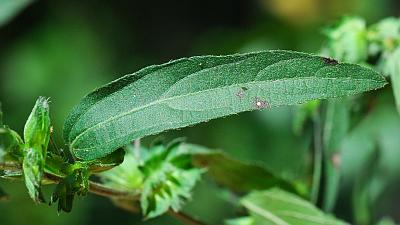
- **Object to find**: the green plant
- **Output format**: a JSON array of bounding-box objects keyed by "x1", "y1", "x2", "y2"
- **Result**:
[{"x1": 2, "y1": 16, "x2": 400, "y2": 225}]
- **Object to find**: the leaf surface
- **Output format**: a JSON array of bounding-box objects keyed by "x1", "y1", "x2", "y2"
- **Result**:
[
  {"x1": 63, "y1": 50, "x2": 386, "y2": 160},
  {"x1": 240, "y1": 188, "x2": 349, "y2": 225},
  {"x1": 191, "y1": 147, "x2": 297, "y2": 194}
]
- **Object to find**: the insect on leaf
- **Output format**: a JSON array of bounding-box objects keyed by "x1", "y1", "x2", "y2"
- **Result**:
[{"x1": 63, "y1": 50, "x2": 386, "y2": 160}]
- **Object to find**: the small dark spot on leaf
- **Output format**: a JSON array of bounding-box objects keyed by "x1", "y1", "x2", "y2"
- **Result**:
[
  {"x1": 323, "y1": 57, "x2": 339, "y2": 65},
  {"x1": 254, "y1": 97, "x2": 269, "y2": 109}
]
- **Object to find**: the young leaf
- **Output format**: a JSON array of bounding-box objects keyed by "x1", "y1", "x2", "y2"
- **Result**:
[
  {"x1": 23, "y1": 97, "x2": 51, "y2": 203},
  {"x1": 24, "y1": 97, "x2": 51, "y2": 149},
  {"x1": 240, "y1": 188, "x2": 349, "y2": 225},
  {"x1": 139, "y1": 143, "x2": 204, "y2": 219},
  {"x1": 63, "y1": 50, "x2": 386, "y2": 160}
]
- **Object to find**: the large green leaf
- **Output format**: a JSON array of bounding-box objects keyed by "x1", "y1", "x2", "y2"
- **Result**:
[
  {"x1": 63, "y1": 50, "x2": 386, "y2": 160},
  {"x1": 240, "y1": 188, "x2": 349, "y2": 225}
]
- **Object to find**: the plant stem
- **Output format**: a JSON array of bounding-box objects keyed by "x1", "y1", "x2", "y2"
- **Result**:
[{"x1": 0, "y1": 162, "x2": 209, "y2": 225}]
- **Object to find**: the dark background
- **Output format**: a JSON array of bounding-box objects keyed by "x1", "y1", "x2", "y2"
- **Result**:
[{"x1": 0, "y1": 0, "x2": 399, "y2": 224}]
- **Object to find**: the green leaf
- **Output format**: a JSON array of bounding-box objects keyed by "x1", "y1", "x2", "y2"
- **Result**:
[
  {"x1": 190, "y1": 146, "x2": 298, "y2": 194},
  {"x1": 0, "y1": 0, "x2": 33, "y2": 27},
  {"x1": 24, "y1": 97, "x2": 51, "y2": 150},
  {"x1": 322, "y1": 99, "x2": 350, "y2": 212},
  {"x1": 63, "y1": 50, "x2": 386, "y2": 161},
  {"x1": 322, "y1": 16, "x2": 368, "y2": 63},
  {"x1": 22, "y1": 97, "x2": 51, "y2": 203},
  {"x1": 140, "y1": 143, "x2": 204, "y2": 219},
  {"x1": 240, "y1": 188, "x2": 349, "y2": 225}
]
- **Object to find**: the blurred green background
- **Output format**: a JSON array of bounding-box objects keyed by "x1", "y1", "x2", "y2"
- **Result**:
[{"x1": 0, "y1": 0, "x2": 399, "y2": 224}]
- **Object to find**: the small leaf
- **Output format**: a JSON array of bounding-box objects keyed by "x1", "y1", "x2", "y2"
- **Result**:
[
  {"x1": 190, "y1": 146, "x2": 298, "y2": 194},
  {"x1": 63, "y1": 50, "x2": 386, "y2": 161},
  {"x1": 24, "y1": 97, "x2": 51, "y2": 149},
  {"x1": 22, "y1": 97, "x2": 51, "y2": 203},
  {"x1": 140, "y1": 143, "x2": 204, "y2": 219},
  {"x1": 240, "y1": 188, "x2": 349, "y2": 225}
]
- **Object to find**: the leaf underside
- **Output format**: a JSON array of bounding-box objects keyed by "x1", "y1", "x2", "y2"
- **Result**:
[{"x1": 63, "y1": 50, "x2": 385, "y2": 160}]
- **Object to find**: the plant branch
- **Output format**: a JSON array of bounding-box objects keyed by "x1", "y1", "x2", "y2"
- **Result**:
[{"x1": 0, "y1": 162, "x2": 209, "y2": 225}]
